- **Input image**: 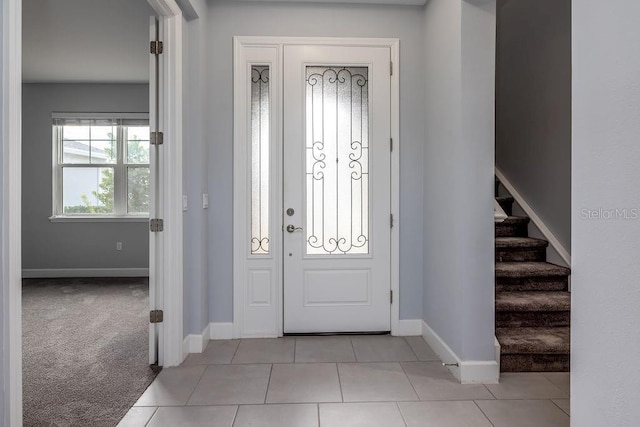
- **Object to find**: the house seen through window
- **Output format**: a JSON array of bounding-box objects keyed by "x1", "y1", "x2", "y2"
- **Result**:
[{"x1": 52, "y1": 115, "x2": 150, "y2": 217}]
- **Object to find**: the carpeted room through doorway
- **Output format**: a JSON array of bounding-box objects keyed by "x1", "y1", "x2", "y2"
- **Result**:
[{"x1": 22, "y1": 277, "x2": 160, "y2": 426}]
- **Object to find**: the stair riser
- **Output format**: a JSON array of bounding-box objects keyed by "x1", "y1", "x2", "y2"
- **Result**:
[
  {"x1": 497, "y1": 199, "x2": 513, "y2": 216},
  {"x1": 496, "y1": 249, "x2": 546, "y2": 262},
  {"x1": 495, "y1": 224, "x2": 528, "y2": 238},
  {"x1": 496, "y1": 311, "x2": 570, "y2": 328},
  {"x1": 496, "y1": 277, "x2": 568, "y2": 292},
  {"x1": 500, "y1": 354, "x2": 570, "y2": 372}
]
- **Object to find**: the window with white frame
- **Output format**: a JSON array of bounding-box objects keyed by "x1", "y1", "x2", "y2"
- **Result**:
[{"x1": 52, "y1": 114, "x2": 150, "y2": 217}]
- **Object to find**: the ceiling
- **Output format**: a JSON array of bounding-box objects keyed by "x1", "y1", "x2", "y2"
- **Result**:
[{"x1": 23, "y1": 0, "x2": 155, "y2": 83}]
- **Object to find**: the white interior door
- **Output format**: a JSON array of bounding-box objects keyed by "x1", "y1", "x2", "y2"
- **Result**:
[
  {"x1": 148, "y1": 16, "x2": 160, "y2": 364},
  {"x1": 283, "y1": 45, "x2": 391, "y2": 333}
]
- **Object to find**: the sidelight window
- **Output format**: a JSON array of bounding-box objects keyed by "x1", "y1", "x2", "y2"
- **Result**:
[{"x1": 250, "y1": 66, "x2": 270, "y2": 255}]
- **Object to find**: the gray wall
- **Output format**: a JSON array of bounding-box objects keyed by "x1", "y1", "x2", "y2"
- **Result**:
[
  {"x1": 183, "y1": 12, "x2": 210, "y2": 335},
  {"x1": 573, "y1": 0, "x2": 640, "y2": 424},
  {"x1": 204, "y1": 1, "x2": 426, "y2": 323},
  {"x1": 495, "y1": 0, "x2": 571, "y2": 251},
  {"x1": 22, "y1": 84, "x2": 149, "y2": 271},
  {"x1": 422, "y1": 0, "x2": 496, "y2": 361}
]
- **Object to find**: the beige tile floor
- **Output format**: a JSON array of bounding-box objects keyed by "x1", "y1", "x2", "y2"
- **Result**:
[{"x1": 118, "y1": 335, "x2": 570, "y2": 427}]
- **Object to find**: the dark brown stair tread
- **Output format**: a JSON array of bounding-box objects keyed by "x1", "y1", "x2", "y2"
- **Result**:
[
  {"x1": 496, "y1": 262, "x2": 571, "y2": 278},
  {"x1": 496, "y1": 291, "x2": 571, "y2": 312},
  {"x1": 500, "y1": 354, "x2": 570, "y2": 372},
  {"x1": 497, "y1": 216, "x2": 530, "y2": 225},
  {"x1": 495, "y1": 237, "x2": 548, "y2": 250},
  {"x1": 497, "y1": 327, "x2": 570, "y2": 354}
]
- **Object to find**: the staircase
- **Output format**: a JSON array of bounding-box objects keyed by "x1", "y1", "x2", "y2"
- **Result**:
[{"x1": 495, "y1": 191, "x2": 571, "y2": 372}]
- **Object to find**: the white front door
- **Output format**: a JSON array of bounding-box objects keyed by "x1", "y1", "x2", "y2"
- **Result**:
[{"x1": 283, "y1": 45, "x2": 392, "y2": 333}]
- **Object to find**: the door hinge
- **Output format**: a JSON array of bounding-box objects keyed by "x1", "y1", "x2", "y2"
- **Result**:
[
  {"x1": 150, "y1": 218, "x2": 164, "y2": 232},
  {"x1": 150, "y1": 40, "x2": 163, "y2": 55},
  {"x1": 390, "y1": 61, "x2": 393, "y2": 76},
  {"x1": 150, "y1": 131, "x2": 164, "y2": 145},
  {"x1": 390, "y1": 137, "x2": 393, "y2": 152},
  {"x1": 390, "y1": 213, "x2": 394, "y2": 228},
  {"x1": 390, "y1": 290, "x2": 393, "y2": 304},
  {"x1": 150, "y1": 309, "x2": 164, "y2": 323}
]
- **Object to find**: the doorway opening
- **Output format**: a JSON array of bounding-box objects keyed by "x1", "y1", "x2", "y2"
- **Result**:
[
  {"x1": 21, "y1": 1, "x2": 156, "y2": 424},
  {"x1": 3, "y1": 0, "x2": 186, "y2": 424}
]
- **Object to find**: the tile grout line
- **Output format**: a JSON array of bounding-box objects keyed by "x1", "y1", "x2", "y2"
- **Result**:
[
  {"x1": 293, "y1": 338, "x2": 297, "y2": 363},
  {"x1": 481, "y1": 383, "x2": 496, "y2": 399},
  {"x1": 143, "y1": 406, "x2": 159, "y2": 427},
  {"x1": 264, "y1": 364, "x2": 274, "y2": 404},
  {"x1": 473, "y1": 400, "x2": 497, "y2": 427},
  {"x1": 403, "y1": 336, "x2": 420, "y2": 361},
  {"x1": 230, "y1": 405, "x2": 240, "y2": 427},
  {"x1": 349, "y1": 337, "x2": 358, "y2": 362},
  {"x1": 483, "y1": 381, "x2": 498, "y2": 400},
  {"x1": 550, "y1": 398, "x2": 571, "y2": 417},
  {"x1": 229, "y1": 339, "x2": 242, "y2": 364},
  {"x1": 395, "y1": 401, "x2": 410, "y2": 427},
  {"x1": 335, "y1": 362, "x2": 345, "y2": 403},
  {"x1": 398, "y1": 361, "x2": 421, "y2": 401},
  {"x1": 538, "y1": 373, "x2": 568, "y2": 395},
  {"x1": 184, "y1": 365, "x2": 210, "y2": 406}
]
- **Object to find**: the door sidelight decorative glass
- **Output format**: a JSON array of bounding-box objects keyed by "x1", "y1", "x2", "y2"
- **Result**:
[{"x1": 250, "y1": 66, "x2": 270, "y2": 255}]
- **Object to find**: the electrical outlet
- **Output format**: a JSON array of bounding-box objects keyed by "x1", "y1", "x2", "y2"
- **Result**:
[
  {"x1": 116, "y1": 242, "x2": 122, "y2": 251},
  {"x1": 203, "y1": 193, "x2": 209, "y2": 209},
  {"x1": 182, "y1": 195, "x2": 188, "y2": 212}
]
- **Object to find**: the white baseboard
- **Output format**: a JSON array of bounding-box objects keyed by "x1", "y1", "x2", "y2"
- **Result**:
[
  {"x1": 182, "y1": 335, "x2": 191, "y2": 361},
  {"x1": 182, "y1": 323, "x2": 212, "y2": 360},
  {"x1": 395, "y1": 319, "x2": 423, "y2": 336},
  {"x1": 181, "y1": 322, "x2": 236, "y2": 360},
  {"x1": 198, "y1": 323, "x2": 211, "y2": 351},
  {"x1": 22, "y1": 268, "x2": 149, "y2": 278},
  {"x1": 209, "y1": 322, "x2": 234, "y2": 340},
  {"x1": 422, "y1": 321, "x2": 499, "y2": 384}
]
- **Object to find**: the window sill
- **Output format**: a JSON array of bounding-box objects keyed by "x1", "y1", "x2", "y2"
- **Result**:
[{"x1": 49, "y1": 215, "x2": 149, "y2": 223}]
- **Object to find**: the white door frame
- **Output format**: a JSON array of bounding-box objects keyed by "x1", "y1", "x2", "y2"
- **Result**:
[
  {"x1": 1, "y1": 0, "x2": 184, "y2": 424},
  {"x1": 2, "y1": 0, "x2": 24, "y2": 425},
  {"x1": 146, "y1": 0, "x2": 185, "y2": 369},
  {"x1": 233, "y1": 36, "x2": 400, "y2": 338}
]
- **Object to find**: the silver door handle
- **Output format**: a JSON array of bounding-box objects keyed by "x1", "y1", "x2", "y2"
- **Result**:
[{"x1": 286, "y1": 224, "x2": 303, "y2": 233}]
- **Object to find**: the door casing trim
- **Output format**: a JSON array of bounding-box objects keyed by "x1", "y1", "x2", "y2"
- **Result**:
[
  {"x1": 2, "y1": 0, "x2": 23, "y2": 424},
  {"x1": 146, "y1": 0, "x2": 185, "y2": 368},
  {"x1": 232, "y1": 36, "x2": 400, "y2": 338}
]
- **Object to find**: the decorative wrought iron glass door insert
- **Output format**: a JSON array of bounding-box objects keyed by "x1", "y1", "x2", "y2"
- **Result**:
[{"x1": 305, "y1": 66, "x2": 369, "y2": 255}]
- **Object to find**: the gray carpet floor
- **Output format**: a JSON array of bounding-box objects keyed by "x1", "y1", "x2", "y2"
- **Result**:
[{"x1": 22, "y1": 277, "x2": 161, "y2": 427}]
